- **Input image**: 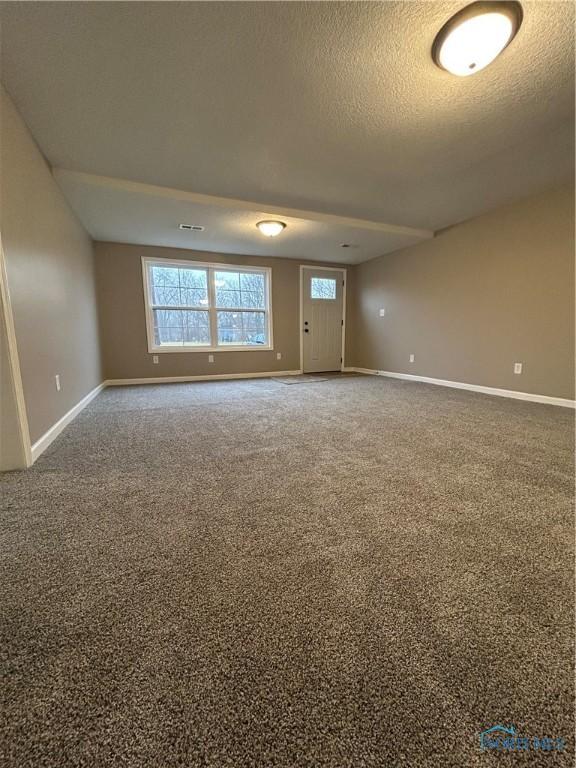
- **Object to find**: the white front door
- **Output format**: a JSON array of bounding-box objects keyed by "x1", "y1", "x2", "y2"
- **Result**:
[{"x1": 301, "y1": 268, "x2": 344, "y2": 373}]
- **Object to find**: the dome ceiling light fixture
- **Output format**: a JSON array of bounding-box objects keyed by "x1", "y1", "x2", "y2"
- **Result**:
[
  {"x1": 432, "y1": 1, "x2": 523, "y2": 77},
  {"x1": 256, "y1": 220, "x2": 286, "y2": 237}
]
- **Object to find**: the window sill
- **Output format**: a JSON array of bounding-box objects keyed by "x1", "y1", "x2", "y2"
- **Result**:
[{"x1": 149, "y1": 346, "x2": 274, "y2": 354}]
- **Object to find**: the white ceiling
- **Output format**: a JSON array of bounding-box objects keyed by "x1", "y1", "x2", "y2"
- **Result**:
[{"x1": 1, "y1": 1, "x2": 574, "y2": 260}]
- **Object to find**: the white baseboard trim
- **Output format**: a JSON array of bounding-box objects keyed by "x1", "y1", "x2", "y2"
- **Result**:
[
  {"x1": 28, "y1": 366, "x2": 573, "y2": 466},
  {"x1": 28, "y1": 371, "x2": 304, "y2": 465},
  {"x1": 105, "y1": 370, "x2": 302, "y2": 386},
  {"x1": 30, "y1": 382, "x2": 106, "y2": 463},
  {"x1": 346, "y1": 368, "x2": 576, "y2": 409}
]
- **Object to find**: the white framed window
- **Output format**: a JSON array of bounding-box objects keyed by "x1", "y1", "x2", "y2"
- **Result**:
[{"x1": 142, "y1": 257, "x2": 273, "y2": 352}]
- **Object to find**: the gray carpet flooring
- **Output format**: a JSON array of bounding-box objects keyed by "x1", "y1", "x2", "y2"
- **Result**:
[{"x1": 1, "y1": 376, "x2": 574, "y2": 767}]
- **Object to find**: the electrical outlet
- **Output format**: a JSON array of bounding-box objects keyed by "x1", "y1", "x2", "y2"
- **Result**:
[
  {"x1": 409, "y1": 354, "x2": 415, "y2": 363},
  {"x1": 55, "y1": 374, "x2": 61, "y2": 391},
  {"x1": 208, "y1": 354, "x2": 214, "y2": 363},
  {"x1": 379, "y1": 308, "x2": 386, "y2": 317},
  {"x1": 276, "y1": 352, "x2": 282, "y2": 360},
  {"x1": 514, "y1": 362, "x2": 522, "y2": 374},
  {"x1": 152, "y1": 355, "x2": 159, "y2": 364}
]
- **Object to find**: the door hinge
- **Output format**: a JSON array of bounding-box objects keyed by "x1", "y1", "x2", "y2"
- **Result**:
[{"x1": 341, "y1": 319, "x2": 344, "y2": 326}]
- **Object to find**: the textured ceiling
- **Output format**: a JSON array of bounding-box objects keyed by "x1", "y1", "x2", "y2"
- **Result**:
[
  {"x1": 53, "y1": 170, "x2": 432, "y2": 265},
  {"x1": 1, "y1": 1, "x2": 574, "y2": 238}
]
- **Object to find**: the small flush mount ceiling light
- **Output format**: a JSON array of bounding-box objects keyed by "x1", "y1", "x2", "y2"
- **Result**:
[
  {"x1": 256, "y1": 220, "x2": 286, "y2": 237},
  {"x1": 432, "y1": 1, "x2": 523, "y2": 77}
]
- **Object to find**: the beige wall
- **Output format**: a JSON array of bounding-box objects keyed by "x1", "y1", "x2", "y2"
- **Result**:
[
  {"x1": 350, "y1": 183, "x2": 575, "y2": 400},
  {"x1": 0, "y1": 87, "x2": 102, "y2": 444},
  {"x1": 95, "y1": 242, "x2": 354, "y2": 380}
]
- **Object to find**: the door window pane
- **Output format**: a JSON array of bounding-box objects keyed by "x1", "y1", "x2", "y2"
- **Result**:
[
  {"x1": 310, "y1": 277, "x2": 337, "y2": 299},
  {"x1": 153, "y1": 309, "x2": 210, "y2": 346},
  {"x1": 217, "y1": 311, "x2": 266, "y2": 346}
]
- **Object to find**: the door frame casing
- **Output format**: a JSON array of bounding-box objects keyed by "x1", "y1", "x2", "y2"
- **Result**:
[
  {"x1": 299, "y1": 265, "x2": 347, "y2": 374},
  {"x1": 0, "y1": 237, "x2": 32, "y2": 469}
]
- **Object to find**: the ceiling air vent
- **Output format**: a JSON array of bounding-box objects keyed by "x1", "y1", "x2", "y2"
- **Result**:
[{"x1": 179, "y1": 224, "x2": 204, "y2": 231}]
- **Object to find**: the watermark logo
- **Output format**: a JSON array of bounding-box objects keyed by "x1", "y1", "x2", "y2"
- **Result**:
[{"x1": 479, "y1": 724, "x2": 565, "y2": 752}]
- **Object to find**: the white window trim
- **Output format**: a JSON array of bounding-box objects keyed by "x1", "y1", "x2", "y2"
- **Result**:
[{"x1": 141, "y1": 256, "x2": 274, "y2": 353}]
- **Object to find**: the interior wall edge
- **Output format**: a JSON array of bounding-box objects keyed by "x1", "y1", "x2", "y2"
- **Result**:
[
  {"x1": 0, "y1": 235, "x2": 32, "y2": 470},
  {"x1": 0, "y1": 86, "x2": 104, "y2": 445}
]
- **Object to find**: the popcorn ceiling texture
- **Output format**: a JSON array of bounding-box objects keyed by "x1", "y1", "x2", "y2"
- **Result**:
[
  {"x1": 0, "y1": 2, "x2": 573, "y2": 232},
  {"x1": 1, "y1": 376, "x2": 574, "y2": 767}
]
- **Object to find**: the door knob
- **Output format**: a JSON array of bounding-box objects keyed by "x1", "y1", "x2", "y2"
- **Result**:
[{"x1": 304, "y1": 328, "x2": 309, "y2": 333}]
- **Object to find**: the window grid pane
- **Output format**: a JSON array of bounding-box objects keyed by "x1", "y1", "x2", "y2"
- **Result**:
[
  {"x1": 215, "y1": 270, "x2": 265, "y2": 310},
  {"x1": 217, "y1": 310, "x2": 266, "y2": 346},
  {"x1": 153, "y1": 309, "x2": 210, "y2": 346},
  {"x1": 149, "y1": 265, "x2": 209, "y2": 307}
]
